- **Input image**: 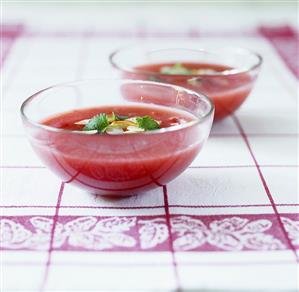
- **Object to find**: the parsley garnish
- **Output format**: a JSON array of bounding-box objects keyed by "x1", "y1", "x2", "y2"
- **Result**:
[
  {"x1": 136, "y1": 116, "x2": 160, "y2": 130},
  {"x1": 83, "y1": 113, "x2": 109, "y2": 133},
  {"x1": 80, "y1": 112, "x2": 160, "y2": 134}
]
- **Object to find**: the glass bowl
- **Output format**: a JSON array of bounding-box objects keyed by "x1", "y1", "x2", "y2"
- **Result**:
[
  {"x1": 110, "y1": 45, "x2": 262, "y2": 120},
  {"x1": 21, "y1": 79, "x2": 214, "y2": 196}
]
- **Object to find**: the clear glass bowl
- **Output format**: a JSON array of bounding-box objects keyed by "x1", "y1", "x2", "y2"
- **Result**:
[
  {"x1": 110, "y1": 46, "x2": 262, "y2": 120},
  {"x1": 21, "y1": 79, "x2": 214, "y2": 196}
]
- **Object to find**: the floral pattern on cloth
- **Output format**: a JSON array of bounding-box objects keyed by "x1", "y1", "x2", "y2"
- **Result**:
[
  {"x1": 1, "y1": 215, "x2": 297, "y2": 251},
  {"x1": 280, "y1": 216, "x2": 299, "y2": 246},
  {"x1": 171, "y1": 216, "x2": 286, "y2": 251}
]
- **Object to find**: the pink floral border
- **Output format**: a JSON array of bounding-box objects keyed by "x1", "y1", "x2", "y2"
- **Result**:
[{"x1": 1, "y1": 214, "x2": 298, "y2": 252}]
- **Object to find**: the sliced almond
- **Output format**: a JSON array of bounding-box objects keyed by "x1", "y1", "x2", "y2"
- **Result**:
[
  {"x1": 196, "y1": 69, "x2": 217, "y2": 75},
  {"x1": 126, "y1": 117, "x2": 138, "y2": 123},
  {"x1": 106, "y1": 126, "x2": 124, "y2": 135},
  {"x1": 187, "y1": 78, "x2": 202, "y2": 86},
  {"x1": 72, "y1": 130, "x2": 98, "y2": 134},
  {"x1": 74, "y1": 119, "x2": 90, "y2": 125},
  {"x1": 126, "y1": 126, "x2": 145, "y2": 133}
]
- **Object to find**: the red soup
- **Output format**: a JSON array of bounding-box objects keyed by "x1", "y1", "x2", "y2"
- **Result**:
[
  {"x1": 124, "y1": 63, "x2": 256, "y2": 120},
  {"x1": 35, "y1": 104, "x2": 202, "y2": 196}
]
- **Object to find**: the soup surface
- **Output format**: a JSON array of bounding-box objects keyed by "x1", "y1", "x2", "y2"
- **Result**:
[{"x1": 37, "y1": 104, "x2": 201, "y2": 195}]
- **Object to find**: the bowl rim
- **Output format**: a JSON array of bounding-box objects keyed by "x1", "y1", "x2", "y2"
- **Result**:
[
  {"x1": 109, "y1": 45, "x2": 263, "y2": 77},
  {"x1": 20, "y1": 78, "x2": 214, "y2": 136}
]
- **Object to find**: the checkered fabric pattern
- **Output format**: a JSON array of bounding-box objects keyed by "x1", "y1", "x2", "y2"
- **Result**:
[{"x1": 1, "y1": 22, "x2": 298, "y2": 291}]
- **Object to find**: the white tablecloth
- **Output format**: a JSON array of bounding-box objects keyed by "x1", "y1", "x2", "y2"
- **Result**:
[{"x1": 1, "y1": 3, "x2": 298, "y2": 291}]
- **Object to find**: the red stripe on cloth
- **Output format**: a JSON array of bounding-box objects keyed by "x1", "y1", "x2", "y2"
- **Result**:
[
  {"x1": 232, "y1": 115, "x2": 299, "y2": 262},
  {"x1": 163, "y1": 185, "x2": 181, "y2": 292},
  {"x1": 259, "y1": 25, "x2": 299, "y2": 79},
  {"x1": 1, "y1": 24, "x2": 24, "y2": 67},
  {"x1": 39, "y1": 182, "x2": 65, "y2": 292},
  {"x1": 0, "y1": 203, "x2": 298, "y2": 209},
  {"x1": 2, "y1": 260, "x2": 296, "y2": 267},
  {"x1": 15, "y1": 28, "x2": 258, "y2": 39}
]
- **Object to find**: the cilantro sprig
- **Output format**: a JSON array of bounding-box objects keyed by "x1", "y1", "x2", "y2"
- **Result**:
[
  {"x1": 83, "y1": 113, "x2": 109, "y2": 133},
  {"x1": 136, "y1": 116, "x2": 160, "y2": 130}
]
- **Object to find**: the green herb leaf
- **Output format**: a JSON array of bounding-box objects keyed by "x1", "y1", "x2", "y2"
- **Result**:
[
  {"x1": 136, "y1": 116, "x2": 160, "y2": 131},
  {"x1": 83, "y1": 113, "x2": 109, "y2": 133},
  {"x1": 160, "y1": 63, "x2": 194, "y2": 75}
]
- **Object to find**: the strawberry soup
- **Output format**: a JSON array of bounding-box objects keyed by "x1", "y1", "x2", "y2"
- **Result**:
[
  {"x1": 110, "y1": 47, "x2": 262, "y2": 120},
  {"x1": 21, "y1": 80, "x2": 214, "y2": 196}
]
